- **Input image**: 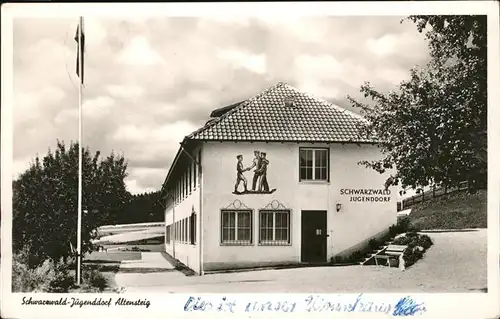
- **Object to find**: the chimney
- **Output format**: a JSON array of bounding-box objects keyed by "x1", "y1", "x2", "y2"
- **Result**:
[{"x1": 284, "y1": 96, "x2": 295, "y2": 107}]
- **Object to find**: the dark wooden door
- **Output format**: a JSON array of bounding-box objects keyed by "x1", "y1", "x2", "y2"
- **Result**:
[{"x1": 301, "y1": 210, "x2": 327, "y2": 263}]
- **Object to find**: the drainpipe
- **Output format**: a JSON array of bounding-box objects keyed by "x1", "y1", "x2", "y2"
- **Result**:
[{"x1": 179, "y1": 143, "x2": 204, "y2": 276}]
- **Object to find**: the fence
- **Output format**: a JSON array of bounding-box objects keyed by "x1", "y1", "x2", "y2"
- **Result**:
[{"x1": 396, "y1": 181, "x2": 469, "y2": 212}]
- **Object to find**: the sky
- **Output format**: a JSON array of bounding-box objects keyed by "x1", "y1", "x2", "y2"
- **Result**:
[{"x1": 13, "y1": 16, "x2": 431, "y2": 195}]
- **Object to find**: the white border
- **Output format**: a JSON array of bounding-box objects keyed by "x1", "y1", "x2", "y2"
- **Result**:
[{"x1": 2, "y1": 2, "x2": 500, "y2": 319}]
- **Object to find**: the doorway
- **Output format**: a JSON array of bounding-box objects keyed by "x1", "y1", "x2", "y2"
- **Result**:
[{"x1": 301, "y1": 210, "x2": 327, "y2": 263}]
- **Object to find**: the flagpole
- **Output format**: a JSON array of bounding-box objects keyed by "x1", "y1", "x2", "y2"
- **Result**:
[{"x1": 76, "y1": 15, "x2": 83, "y2": 286}]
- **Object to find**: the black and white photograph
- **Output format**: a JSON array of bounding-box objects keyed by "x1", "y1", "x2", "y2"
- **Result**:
[{"x1": 1, "y1": 2, "x2": 499, "y2": 319}]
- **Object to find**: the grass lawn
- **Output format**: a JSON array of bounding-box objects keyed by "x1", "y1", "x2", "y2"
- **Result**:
[
  {"x1": 408, "y1": 189, "x2": 486, "y2": 230},
  {"x1": 75, "y1": 250, "x2": 142, "y2": 292},
  {"x1": 85, "y1": 251, "x2": 142, "y2": 262}
]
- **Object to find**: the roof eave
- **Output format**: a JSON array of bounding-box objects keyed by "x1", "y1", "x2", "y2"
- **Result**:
[
  {"x1": 159, "y1": 137, "x2": 196, "y2": 198},
  {"x1": 189, "y1": 138, "x2": 379, "y2": 144}
]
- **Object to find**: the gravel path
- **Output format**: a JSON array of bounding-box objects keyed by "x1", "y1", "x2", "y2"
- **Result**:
[{"x1": 117, "y1": 229, "x2": 487, "y2": 293}]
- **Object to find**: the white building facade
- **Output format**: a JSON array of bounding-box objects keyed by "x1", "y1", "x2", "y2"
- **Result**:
[{"x1": 162, "y1": 83, "x2": 396, "y2": 274}]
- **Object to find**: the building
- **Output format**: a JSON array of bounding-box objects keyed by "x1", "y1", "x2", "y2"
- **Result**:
[{"x1": 161, "y1": 82, "x2": 396, "y2": 275}]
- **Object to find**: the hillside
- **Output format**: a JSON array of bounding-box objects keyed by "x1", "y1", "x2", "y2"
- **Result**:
[{"x1": 408, "y1": 189, "x2": 487, "y2": 230}]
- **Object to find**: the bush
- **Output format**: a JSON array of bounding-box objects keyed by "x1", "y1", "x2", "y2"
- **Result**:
[
  {"x1": 12, "y1": 248, "x2": 76, "y2": 293},
  {"x1": 405, "y1": 231, "x2": 419, "y2": 238},
  {"x1": 392, "y1": 236, "x2": 411, "y2": 246},
  {"x1": 368, "y1": 239, "x2": 379, "y2": 250},
  {"x1": 83, "y1": 269, "x2": 107, "y2": 291},
  {"x1": 415, "y1": 234, "x2": 433, "y2": 250},
  {"x1": 403, "y1": 246, "x2": 424, "y2": 267},
  {"x1": 389, "y1": 217, "x2": 422, "y2": 238},
  {"x1": 392, "y1": 233, "x2": 433, "y2": 268},
  {"x1": 398, "y1": 217, "x2": 411, "y2": 232},
  {"x1": 331, "y1": 256, "x2": 347, "y2": 264},
  {"x1": 48, "y1": 257, "x2": 76, "y2": 293},
  {"x1": 348, "y1": 251, "x2": 364, "y2": 263},
  {"x1": 12, "y1": 255, "x2": 54, "y2": 292},
  {"x1": 389, "y1": 224, "x2": 400, "y2": 237}
]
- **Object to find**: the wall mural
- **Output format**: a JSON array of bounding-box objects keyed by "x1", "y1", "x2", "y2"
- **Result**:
[{"x1": 233, "y1": 150, "x2": 277, "y2": 195}]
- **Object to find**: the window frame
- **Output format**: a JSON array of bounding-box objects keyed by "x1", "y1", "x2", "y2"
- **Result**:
[
  {"x1": 180, "y1": 219, "x2": 184, "y2": 243},
  {"x1": 189, "y1": 163, "x2": 192, "y2": 194},
  {"x1": 220, "y1": 209, "x2": 253, "y2": 246},
  {"x1": 182, "y1": 173, "x2": 185, "y2": 199},
  {"x1": 178, "y1": 220, "x2": 181, "y2": 242},
  {"x1": 183, "y1": 218, "x2": 187, "y2": 243},
  {"x1": 193, "y1": 155, "x2": 197, "y2": 190},
  {"x1": 190, "y1": 212, "x2": 196, "y2": 245},
  {"x1": 299, "y1": 147, "x2": 330, "y2": 182},
  {"x1": 174, "y1": 222, "x2": 178, "y2": 241},
  {"x1": 166, "y1": 225, "x2": 171, "y2": 244},
  {"x1": 258, "y1": 209, "x2": 292, "y2": 246}
]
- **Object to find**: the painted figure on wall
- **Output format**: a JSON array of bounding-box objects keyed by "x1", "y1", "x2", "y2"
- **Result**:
[
  {"x1": 233, "y1": 151, "x2": 276, "y2": 195},
  {"x1": 234, "y1": 154, "x2": 249, "y2": 193},
  {"x1": 257, "y1": 152, "x2": 269, "y2": 192},
  {"x1": 249, "y1": 150, "x2": 261, "y2": 191}
]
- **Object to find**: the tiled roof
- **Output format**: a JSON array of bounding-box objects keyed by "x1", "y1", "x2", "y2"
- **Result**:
[{"x1": 186, "y1": 82, "x2": 377, "y2": 143}]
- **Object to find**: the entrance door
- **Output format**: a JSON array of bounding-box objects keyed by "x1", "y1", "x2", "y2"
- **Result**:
[{"x1": 301, "y1": 210, "x2": 327, "y2": 263}]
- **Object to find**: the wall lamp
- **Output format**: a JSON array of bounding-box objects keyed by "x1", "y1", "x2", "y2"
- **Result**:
[{"x1": 336, "y1": 203, "x2": 342, "y2": 212}]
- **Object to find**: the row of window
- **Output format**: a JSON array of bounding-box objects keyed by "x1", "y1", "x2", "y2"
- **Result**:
[
  {"x1": 167, "y1": 149, "x2": 201, "y2": 206},
  {"x1": 221, "y1": 209, "x2": 291, "y2": 246},
  {"x1": 166, "y1": 212, "x2": 197, "y2": 245},
  {"x1": 167, "y1": 148, "x2": 327, "y2": 208}
]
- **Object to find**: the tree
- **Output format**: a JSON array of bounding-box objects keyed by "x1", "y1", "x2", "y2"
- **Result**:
[
  {"x1": 348, "y1": 15, "x2": 487, "y2": 192},
  {"x1": 13, "y1": 141, "x2": 130, "y2": 268},
  {"x1": 120, "y1": 191, "x2": 164, "y2": 224}
]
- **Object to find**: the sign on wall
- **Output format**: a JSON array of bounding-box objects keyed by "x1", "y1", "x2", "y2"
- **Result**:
[
  {"x1": 233, "y1": 150, "x2": 277, "y2": 195},
  {"x1": 340, "y1": 188, "x2": 391, "y2": 202}
]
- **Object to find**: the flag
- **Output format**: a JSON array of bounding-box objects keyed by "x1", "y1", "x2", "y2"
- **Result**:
[{"x1": 74, "y1": 22, "x2": 85, "y2": 84}]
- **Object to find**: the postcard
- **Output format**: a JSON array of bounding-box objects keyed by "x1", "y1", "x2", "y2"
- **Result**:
[{"x1": 1, "y1": 1, "x2": 499, "y2": 318}]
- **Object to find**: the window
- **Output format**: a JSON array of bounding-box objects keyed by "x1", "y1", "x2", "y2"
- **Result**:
[
  {"x1": 178, "y1": 220, "x2": 181, "y2": 242},
  {"x1": 181, "y1": 176, "x2": 184, "y2": 199},
  {"x1": 189, "y1": 164, "x2": 192, "y2": 194},
  {"x1": 166, "y1": 225, "x2": 171, "y2": 244},
  {"x1": 259, "y1": 210, "x2": 291, "y2": 245},
  {"x1": 190, "y1": 212, "x2": 196, "y2": 245},
  {"x1": 184, "y1": 218, "x2": 188, "y2": 243},
  {"x1": 174, "y1": 186, "x2": 177, "y2": 205},
  {"x1": 182, "y1": 219, "x2": 185, "y2": 243},
  {"x1": 176, "y1": 222, "x2": 179, "y2": 241},
  {"x1": 179, "y1": 220, "x2": 182, "y2": 242},
  {"x1": 220, "y1": 210, "x2": 252, "y2": 245},
  {"x1": 183, "y1": 173, "x2": 187, "y2": 197},
  {"x1": 176, "y1": 183, "x2": 179, "y2": 204},
  {"x1": 299, "y1": 148, "x2": 329, "y2": 181},
  {"x1": 193, "y1": 157, "x2": 197, "y2": 189}
]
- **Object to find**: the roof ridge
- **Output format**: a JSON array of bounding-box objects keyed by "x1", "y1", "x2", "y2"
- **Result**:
[
  {"x1": 185, "y1": 82, "x2": 286, "y2": 140},
  {"x1": 281, "y1": 83, "x2": 368, "y2": 123}
]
